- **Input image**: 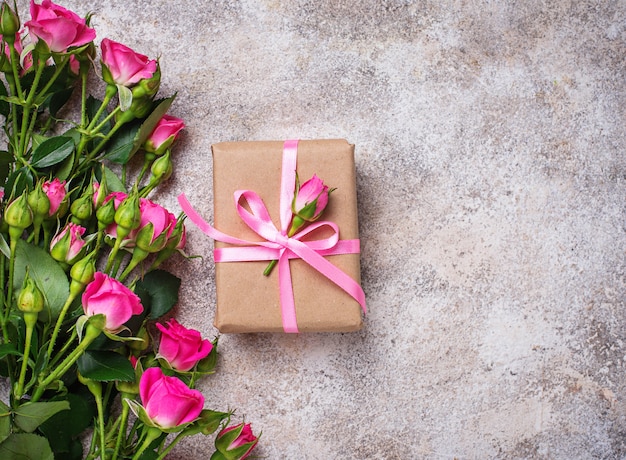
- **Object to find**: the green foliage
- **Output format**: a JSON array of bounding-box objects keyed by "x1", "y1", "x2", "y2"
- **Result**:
[
  {"x1": 77, "y1": 350, "x2": 135, "y2": 382},
  {"x1": 13, "y1": 401, "x2": 70, "y2": 432},
  {"x1": 134, "y1": 269, "x2": 181, "y2": 319},
  {"x1": 0, "y1": 433, "x2": 54, "y2": 460},
  {"x1": 13, "y1": 240, "x2": 70, "y2": 322}
]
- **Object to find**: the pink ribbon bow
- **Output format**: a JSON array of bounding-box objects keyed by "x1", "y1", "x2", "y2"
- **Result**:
[{"x1": 178, "y1": 139, "x2": 367, "y2": 333}]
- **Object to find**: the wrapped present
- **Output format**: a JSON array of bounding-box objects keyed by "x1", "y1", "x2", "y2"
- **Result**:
[{"x1": 179, "y1": 139, "x2": 366, "y2": 333}]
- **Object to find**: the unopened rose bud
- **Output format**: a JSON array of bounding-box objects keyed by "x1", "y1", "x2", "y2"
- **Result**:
[
  {"x1": 18, "y1": 275, "x2": 45, "y2": 315},
  {"x1": 70, "y1": 193, "x2": 93, "y2": 223},
  {"x1": 69, "y1": 253, "x2": 96, "y2": 297},
  {"x1": 114, "y1": 193, "x2": 141, "y2": 240},
  {"x1": 28, "y1": 182, "x2": 51, "y2": 220},
  {"x1": 4, "y1": 193, "x2": 33, "y2": 239},
  {"x1": 96, "y1": 198, "x2": 116, "y2": 230},
  {"x1": 0, "y1": 2, "x2": 20, "y2": 40},
  {"x1": 150, "y1": 150, "x2": 173, "y2": 182}
]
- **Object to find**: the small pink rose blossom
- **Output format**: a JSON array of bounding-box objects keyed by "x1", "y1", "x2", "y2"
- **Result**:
[
  {"x1": 41, "y1": 177, "x2": 66, "y2": 216},
  {"x1": 144, "y1": 114, "x2": 185, "y2": 155},
  {"x1": 50, "y1": 222, "x2": 86, "y2": 263},
  {"x1": 25, "y1": 0, "x2": 95, "y2": 53},
  {"x1": 82, "y1": 272, "x2": 143, "y2": 331},
  {"x1": 156, "y1": 319, "x2": 212, "y2": 372},
  {"x1": 292, "y1": 174, "x2": 331, "y2": 222},
  {"x1": 139, "y1": 367, "x2": 204, "y2": 428},
  {"x1": 136, "y1": 198, "x2": 175, "y2": 245},
  {"x1": 100, "y1": 38, "x2": 157, "y2": 87}
]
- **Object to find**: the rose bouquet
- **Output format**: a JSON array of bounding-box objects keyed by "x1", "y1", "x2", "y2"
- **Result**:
[{"x1": 0, "y1": 1, "x2": 258, "y2": 459}]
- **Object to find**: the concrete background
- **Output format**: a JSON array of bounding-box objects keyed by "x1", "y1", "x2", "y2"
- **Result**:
[{"x1": 17, "y1": 0, "x2": 626, "y2": 458}]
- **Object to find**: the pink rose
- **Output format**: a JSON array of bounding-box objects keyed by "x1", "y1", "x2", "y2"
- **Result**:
[
  {"x1": 25, "y1": 0, "x2": 95, "y2": 53},
  {"x1": 50, "y1": 222, "x2": 86, "y2": 264},
  {"x1": 292, "y1": 174, "x2": 331, "y2": 222},
  {"x1": 156, "y1": 319, "x2": 212, "y2": 372},
  {"x1": 144, "y1": 115, "x2": 185, "y2": 155},
  {"x1": 41, "y1": 177, "x2": 66, "y2": 216},
  {"x1": 100, "y1": 38, "x2": 157, "y2": 87},
  {"x1": 82, "y1": 272, "x2": 143, "y2": 331},
  {"x1": 139, "y1": 367, "x2": 204, "y2": 428},
  {"x1": 215, "y1": 422, "x2": 259, "y2": 460},
  {"x1": 135, "y1": 198, "x2": 175, "y2": 247}
]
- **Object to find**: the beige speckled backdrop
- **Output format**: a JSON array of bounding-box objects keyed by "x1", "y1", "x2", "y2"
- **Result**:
[{"x1": 13, "y1": 0, "x2": 626, "y2": 458}]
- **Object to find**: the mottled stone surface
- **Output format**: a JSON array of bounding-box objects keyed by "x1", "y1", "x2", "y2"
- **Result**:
[{"x1": 14, "y1": 0, "x2": 626, "y2": 458}]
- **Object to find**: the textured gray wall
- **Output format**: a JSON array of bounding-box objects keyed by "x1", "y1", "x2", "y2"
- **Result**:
[{"x1": 13, "y1": 0, "x2": 626, "y2": 458}]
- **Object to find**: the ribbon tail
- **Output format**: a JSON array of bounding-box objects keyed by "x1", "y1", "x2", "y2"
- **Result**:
[
  {"x1": 289, "y1": 241, "x2": 367, "y2": 314},
  {"x1": 278, "y1": 252, "x2": 299, "y2": 333}
]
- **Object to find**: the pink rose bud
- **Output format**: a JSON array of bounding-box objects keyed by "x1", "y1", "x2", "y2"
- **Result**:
[
  {"x1": 214, "y1": 422, "x2": 259, "y2": 460},
  {"x1": 41, "y1": 177, "x2": 66, "y2": 216},
  {"x1": 144, "y1": 114, "x2": 185, "y2": 156},
  {"x1": 100, "y1": 38, "x2": 157, "y2": 87},
  {"x1": 82, "y1": 272, "x2": 143, "y2": 331},
  {"x1": 50, "y1": 222, "x2": 87, "y2": 264},
  {"x1": 292, "y1": 174, "x2": 331, "y2": 222},
  {"x1": 156, "y1": 319, "x2": 213, "y2": 372},
  {"x1": 139, "y1": 367, "x2": 204, "y2": 429},
  {"x1": 25, "y1": 0, "x2": 95, "y2": 53}
]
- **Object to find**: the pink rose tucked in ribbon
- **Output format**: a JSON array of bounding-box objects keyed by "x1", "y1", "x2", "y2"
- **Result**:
[
  {"x1": 144, "y1": 114, "x2": 185, "y2": 155},
  {"x1": 100, "y1": 38, "x2": 157, "y2": 87},
  {"x1": 214, "y1": 422, "x2": 259, "y2": 460},
  {"x1": 82, "y1": 272, "x2": 143, "y2": 331},
  {"x1": 25, "y1": 0, "x2": 96, "y2": 53},
  {"x1": 139, "y1": 367, "x2": 204, "y2": 429},
  {"x1": 293, "y1": 174, "x2": 331, "y2": 223},
  {"x1": 156, "y1": 319, "x2": 212, "y2": 372},
  {"x1": 42, "y1": 177, "x2": 66, "y2": 216},
  {"x1": 50, "y1": 222, "x2": 86, "y2": 264}
]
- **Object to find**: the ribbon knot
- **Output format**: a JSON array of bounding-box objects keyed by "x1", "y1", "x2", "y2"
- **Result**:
[{"x1": 178, "y1": 140, "x2": 366, "y2": 333}]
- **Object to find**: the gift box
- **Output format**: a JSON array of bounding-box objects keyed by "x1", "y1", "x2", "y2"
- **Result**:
[{"x1": 202, "y1": 139, "x2": 365, "y2": 333}]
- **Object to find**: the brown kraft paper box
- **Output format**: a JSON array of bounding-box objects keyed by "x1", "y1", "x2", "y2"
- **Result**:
[{"x1": 212, "y1": 139, "x2": 364, "y2": 333}]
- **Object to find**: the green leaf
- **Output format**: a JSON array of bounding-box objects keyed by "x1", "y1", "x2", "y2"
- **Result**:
[
  {"x1": 0, "y1": 433, "x2": 54, "y2": 460},
  {"x1": 77, "y1": 350, "x2": 135, "y2": 382},
  {"x1": 135, "y1": 270, "x2": 181, "y2": 319},
  {"x1": 48, "y1": 87, "x2": 75, "y2": 118},
  {"x1": 13, "y1": 401, "x2": 70, "y2": 433},
  {"x1": 0, "y1": 400, "x2": 10, "y2": 445},
  {"x1": 102, "y1": 164, "x2": 126, "y2": 193},
  {"x1": 39, "y1": 391, "x2": 95, "y2": 457},
  {"x1": 105, "y1": 94, "x2": 176, "y2": 165},
  {"x1": 0, "y1": 234, "x2": 9, "y2": 259},
  {"x1": 4, "y1": 167, "x2": 33, "y2": 200},
  {"x1": 0, "y1": 80, "x2": 9, "y2": 117},
  {"x1": 13, "y1": 240, "x2": 70, "y2": 322},
  {"x1": 31, "y1": 136, "x2": 75, "y2": 169},
  {"x1": 0, "y1": 344, "x2": 21, "y2": 360},
  {"x1": 134, "y1": 95, "x2": 176, "y2": 147},
  {"x1": 0, "y1": 150, "x2": 13, "y2": 186},
  {"x1": 104, "y1": 121, "x2": 141, "y2": 164}
]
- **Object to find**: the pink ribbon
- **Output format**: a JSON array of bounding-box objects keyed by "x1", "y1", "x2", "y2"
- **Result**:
[{"x1": 178, "y1": 139, "x2": 366, "y2": 333}]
